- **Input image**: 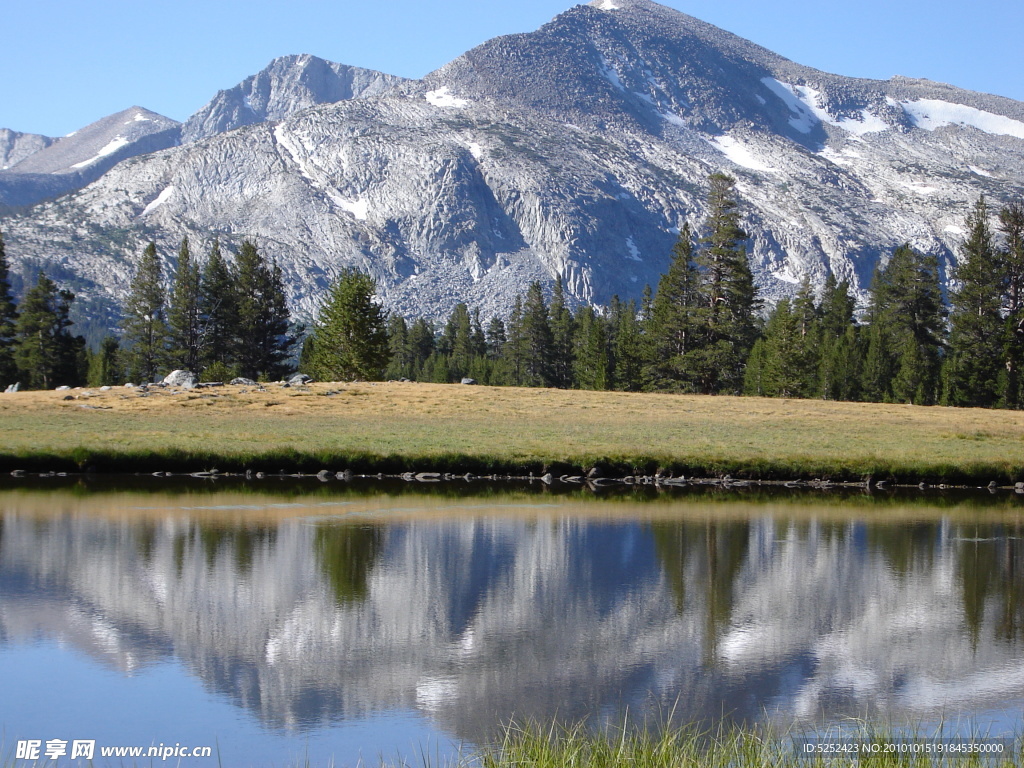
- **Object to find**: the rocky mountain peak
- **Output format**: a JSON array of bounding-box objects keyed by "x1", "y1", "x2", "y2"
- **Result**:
[{"x1": 181, "y1": 55, "x2": 408, "y2": 143}]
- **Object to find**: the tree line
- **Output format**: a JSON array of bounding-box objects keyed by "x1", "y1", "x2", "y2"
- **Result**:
[
  {"x1": 0, "y1": 234, "x2": 294, "y2": 389},
  {"x1": 307, "y1": 178, "x2": 1024, "y2": 410},
  {"x1": 1, "y1": 173, "x2": 1022, "y2": 410}
]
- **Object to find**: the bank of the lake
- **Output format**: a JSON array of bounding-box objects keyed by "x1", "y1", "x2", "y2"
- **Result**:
[{"x1": 1, "y1": 381, "x2": 1023, "y2": 485}]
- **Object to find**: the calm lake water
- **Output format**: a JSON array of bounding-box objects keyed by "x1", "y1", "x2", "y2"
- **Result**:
[{"x1": 1, "y1": 479, "x2": 1022, "y2": 766}]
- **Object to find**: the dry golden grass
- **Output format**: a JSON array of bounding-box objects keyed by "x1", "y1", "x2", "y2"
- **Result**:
[{"x1": 1, "y1": 381, "x2": 1023, "y2": 480}]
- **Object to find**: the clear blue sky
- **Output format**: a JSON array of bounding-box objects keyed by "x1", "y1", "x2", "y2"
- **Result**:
[{"x1": 2, "y1": 0, "x2": 1021, "y2": 138}]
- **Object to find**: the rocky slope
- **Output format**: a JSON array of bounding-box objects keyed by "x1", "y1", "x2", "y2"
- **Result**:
[{"x1": 2, "y1": 0, "x2": 1023, "y2": 324}]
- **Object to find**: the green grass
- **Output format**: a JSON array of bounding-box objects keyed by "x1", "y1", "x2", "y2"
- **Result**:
[
  {"x1": 1, "y1": 382, "x2": 1023, "y2": 484},
  {"x1": 463, "y1": 720, "x2": 1023, "y2": 768}
]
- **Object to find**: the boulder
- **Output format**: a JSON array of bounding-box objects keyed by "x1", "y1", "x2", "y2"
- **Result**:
[
  {"x1": 4, "y1": 382, "x2": 19, "y2": 393},
  {"x1": 56, "y1": 385, "x2": 71, "y2": 391},
  {"x1": 460, "y1": 378, "x2": 478, "y2": 385},
  {"x1": 230, "y1": 377, "x2": 257, "y2": 386},
  {"x1": 163, "y1": 370, "x2": 198, "y2": 388},
  {"x1": 287, "y1": 373, "x2": 312, "y2": 386}
]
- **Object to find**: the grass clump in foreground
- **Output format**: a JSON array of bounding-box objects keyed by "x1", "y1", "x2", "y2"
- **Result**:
[{"x1": 464, "y1": 720, "x2": 1022, "y2": 768}]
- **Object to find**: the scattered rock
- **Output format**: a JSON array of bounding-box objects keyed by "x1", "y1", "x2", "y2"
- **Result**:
[
  {"x1": 56, "y1": 385, "x2": 71, "y2": 391},
  {"x1": 230, "y1": 377, "x2": 257, "y2": 386},
  {"x1": 460, "y1": 378, "x2": 477, "y2": 385},
  {"x1": 100, "y1": 385, "x2": 111, "y2": 391},
  {"x1": 124, "y1": 383, "x2": 135, "y2": 388},
  {"x1": 287, "y1": 373, "x2": 313, "y2": 386},
  {"x1": 62, "y1": 395, "x2": 74, "y2": 401},
  {"x1": 163, "y1": 370, "x2": 198, "y2": 389}
]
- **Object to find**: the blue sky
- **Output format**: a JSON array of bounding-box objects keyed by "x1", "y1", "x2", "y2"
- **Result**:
[{"x1": 2, "y1": 0, "x2": 1021, "y2": 138}]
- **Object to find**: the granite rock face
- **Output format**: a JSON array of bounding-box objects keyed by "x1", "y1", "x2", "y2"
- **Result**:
[
  {"x1": 2, "y1": 0, "x2": 1024, "y2": 325},
  {"x1": 181, "y1": 54, "x2": 408, "y2": 143}
]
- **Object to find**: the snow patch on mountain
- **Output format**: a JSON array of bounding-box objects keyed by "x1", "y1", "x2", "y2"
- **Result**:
[
  {"x1": 710, "y1": 135, "x2": 776, "y2": 172},
  {"x1": 625, "y1": 236, "x2": 643, "y2": 262},
  {"x1": 593, "y1": 0, "x2": 621, "y2": 9},
  {"x1": 425, "y1": 87, "x2": 470, "y2": 109},
  {"x1": 70, "y1": 136, "x2": 131, "y2": 169},
  {"x1": 140, "y1": 186, "x2": 175, "y2": 216},
  {"x1": 763, "y1": 78, "x2": 887, "y2": 136},
  {"x1": 896, "y1": 98, "x2": 1024, "y2": 139},
  {"x1": 599, "y1": 56, "x2": 625, "y2": 91},
  {"x1": 337, "y1": 198, "x2": 370, "y2": 220}
]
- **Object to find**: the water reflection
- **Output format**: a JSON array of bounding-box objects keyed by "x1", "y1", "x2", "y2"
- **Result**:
[{"x1": 0, "y1": 488, "x2": 1022, "y2": 753}]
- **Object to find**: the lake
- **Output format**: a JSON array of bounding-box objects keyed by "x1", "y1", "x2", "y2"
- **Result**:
[{"x1": 1, "y1": 478, "x2": 1022, "y2": 766}]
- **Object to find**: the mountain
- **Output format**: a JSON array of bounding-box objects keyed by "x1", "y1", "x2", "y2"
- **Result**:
[
  {"x1": 2, "y1": 0, "x2": 1024, "y2": 325},
  {"x1": 181, "y1": 54, "x2": 408, "y2": 143},
  {"x1": 0, "y1": 107, "x2": 181, "y2": 208},
  {"x1": 0, "y1": 128, "x2": 54, "y2": 170}
]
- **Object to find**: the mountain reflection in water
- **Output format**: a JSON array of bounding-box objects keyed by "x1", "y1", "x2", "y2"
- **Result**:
[{"x1": 0, "y1": 486, "x2": 1022, "y2": 751}]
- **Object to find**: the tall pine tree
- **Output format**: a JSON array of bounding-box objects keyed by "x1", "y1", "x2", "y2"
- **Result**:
[
  {"x1": 234, "y1": 240, "x2": 291, "y2": 380},
  {"x1": 122, "y1": 242, "x2": 168, "y2": 383},
  {"x1": 944, "y1": 197, "x2": 1004, "y2": 407},
  {"x1": 644, "y1": 223, "x2": 705, "y2": 392},
  {"x1": 998, "y1": 201, "x2": 1024, "y2": 408},
  {"x1": 167, "y1": 236, "x2": 201, "y2": 373},
  {"x1": 197, "y1": 239, "x2": 237, "y2": 376},
  {"x1": 691, "y1": 173, "x2": 759, "y2": 393},
  {"x1": 0, "y1": 229, "x2": 18, "y2": 388}
]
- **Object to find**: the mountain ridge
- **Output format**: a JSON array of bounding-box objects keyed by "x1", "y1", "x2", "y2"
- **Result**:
[{"x1": 1, "y1": 0, "x2": 1022, "y2": 327}]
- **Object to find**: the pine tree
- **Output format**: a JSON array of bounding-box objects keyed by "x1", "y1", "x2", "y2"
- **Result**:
[
  {"x1": 861, "y1": 245, "x2": 946, "y2": 404},
  {"x1": 760, "y1": 296, "x2": 817, "y2": 398},
  {"x1": 692, "y1": 173, "x2": 760, "y2": 393},
  {"x1": 122, "y1": 242, "x2": 168, "y2": 383},
  {"x1": 549, "y1": 276, "x2": 575, "y2": 389},
  {"x1": 384, "y1": 314, "x2": 411, "y2": 380},
  {"x1": 439, "y1": 303, "x2": 474, "y2": 381},
  {"x1": 87, "y1": 336, "x2": 123, "y2": 386},
  {"x1": 0, "y1": 229, "x2": 19, "y2": 388},
  {"x1": 944, "y1": 198, "x2": 1004, "y2": 407},
  {"x1": 197, "y1": 239, "x2": 237, "y2": 375},
  {"x1": 572, "y1": 305, "x2": 609, "y2": 390},
  {"x1": 816, "y1": 274, "x2": 859, "y2": 401},
  {"x1": 14, "y1": 272, "x2": 79, "y2": 389},
  {"x1": 407, "y1": 317, "x2": 436, "y2": 379},
  {"x1": 998, "y1": 201, "x2": 1024, "y2": 408},
  {"x1": 234, "y1": 241, "x2": 292, "y2": 380},
  {"x1": 167, "y1": 236, "x2": 202, "y2": 373},
  {"x1": 516, "y1": 282, "x2": 554, "y2": 387},
  {"x1": 644, "y1": 223, "x2": 706, "y2": 391},
  {"x1": 308, "y1": 268, "x2": 389, "y2": 381},
  {"x1": 609, "y1": 297, "x2": 644, "y2": 391}
]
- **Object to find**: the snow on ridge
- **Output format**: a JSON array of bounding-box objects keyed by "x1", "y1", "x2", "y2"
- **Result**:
[
  {"x1": 709, "y1": 135, "x2": 776, "y2": 173},
  {"x1": 897, "y1": 98, "x2": 1024, "y2": 139},
  {"x1": 131, "y1": 113, "x2": 152, "y2": 123},
  {"x1": 625, "y1": 236, "x2": 643, "y2": 262},
  {"x1": 599, "y1": 56, "x2": 625, "y2": 91},
  {"x1": 425, "y1": 87, "x2": 469, "y2": 109},
  {"x1": 594, "y1": 0, "x2": 621, "y2": 9},
  {"x1": 70, "y1": 136, "x2": 130, "y2": 169},
  {"x1": 337, "y1": 198, "x2": 369, "y2": 220},
  {"x1": 140, "y1": 186, "x2": 175, "y2": 217},
  {"x1": 465, "y1": 141, "x2": 484, "y2": 161},
  {"x1": 762, "y1": 78, "x2": 887, "y2": 136}
]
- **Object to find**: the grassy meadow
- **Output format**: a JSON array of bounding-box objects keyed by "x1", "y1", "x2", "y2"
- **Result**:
[{"x1": 1, "y1": 381, "x2": 1023, "y2": 482}]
